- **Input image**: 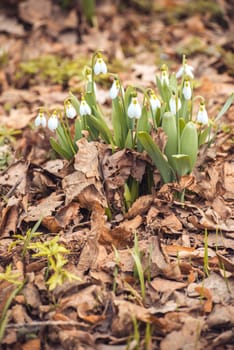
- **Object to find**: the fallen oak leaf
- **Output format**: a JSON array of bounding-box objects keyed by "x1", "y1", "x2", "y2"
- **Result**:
[{"x1": 195, "y1": 285, "x2": 213, "y2": 313}]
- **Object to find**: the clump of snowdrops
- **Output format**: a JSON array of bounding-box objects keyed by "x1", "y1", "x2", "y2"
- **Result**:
[{"x1": 35, "y1": 52, "x2": 233, "y2": 198}]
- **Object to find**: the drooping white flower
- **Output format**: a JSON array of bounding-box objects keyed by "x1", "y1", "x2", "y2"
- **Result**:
[
  {"x1": 160, "y1": 64, "x2": 169, "y2": 86},
  {"x1": 79, "y1": 98, "x2": 91, "y2": 116},
  {"x1": 65, "y1": 101, "x2": 77, "y2": 119},
  {"x1": 169, "y1": 95, "x2": 181, "y2": 115},
  {"x1": 127, "y1": 97, "x2": 141, "y2": 119},
  {"x1": 35, "y1": 111, "x2": 46, "y2": 128},
  {"x1": 109, "y1": 79, "x2": 120, "y2": 99},
  {"x1": 182, "y1": 80, "x2": 192, "y2": 100},
  {"x1": 197, "y1": 102, "x2": 208, "y2": 125},
  {"x1": 149, "y1": 93, "x2": 161, "y2": 112},
  {"x1": 176, "y1": 63, "x2": 194, "y2": 79},
  {"x1": 94, "y1": 57, "x2": 107, "y2": 75},
  {"x1": 48, "y1": 112, "x2": 59, "y2": 132}
]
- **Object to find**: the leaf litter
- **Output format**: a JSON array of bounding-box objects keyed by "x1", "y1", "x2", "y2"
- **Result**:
[{"x1": 0, "y1": 0, "x2": 233, "y2": 349}]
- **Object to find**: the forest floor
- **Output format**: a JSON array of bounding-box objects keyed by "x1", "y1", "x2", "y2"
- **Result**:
[{"x1": 0, "y1": 1, "x2": 233, "y2": 349}]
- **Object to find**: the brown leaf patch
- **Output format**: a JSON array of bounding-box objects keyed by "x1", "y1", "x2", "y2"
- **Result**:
[
  {"x1": 24, "y1": 192, "x2": 64, "y2": 223},
  {"x1": 101, "y1": 148, "x2": 147, "y2": 211}
]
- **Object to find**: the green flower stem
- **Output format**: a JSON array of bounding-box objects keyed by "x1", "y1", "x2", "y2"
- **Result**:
[{"x1": 63, "y1": 113, "x2": 77, "y2": 155}]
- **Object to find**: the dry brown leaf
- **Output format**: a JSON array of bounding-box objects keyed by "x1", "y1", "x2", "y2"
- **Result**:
[
  {"x1": 195, "y1": 286, "x2": 213, "y2": 313},
  {"x1": 63, "y1": 141, "x2": 107, "y2": 209},
  {"x1": 211, "y1": 196, "x2": 232, "y2": 219},
  {"x1": 0, "y1": 14, "x2": 25, "y2": 36},
  {"x1": 101, "y1": 148, "x2": 146, "y2": 211},
  {"x1": 125, "y1": 194, "x2": 153, "y2": 219},
  {"x1": 21, "y1": 338, "x2": 41, "y2": 350},
  {"x1": 0, "y1": 203, "x2": 19, "y2": 237},
  {"x1": 216, "y1": 252, "x2": 234, "y2": 273},
  {"x1": 164, "y1": 245, "x2": 195, "y2": 258},
  {"x1": 223, "y1": 161, "x2": 234, "y2": 199},
  {"x1": 149, "y1": 236, "x2": 182, "y2": 281},
  {"x1": 160, "y1": 315, "x2": 205, "y2": 350},
  {"x1": 19, "y1": 0, "x2": 52, "y2": 25},
  {"x1": 161, "y1": 213, "x2": 183, "y2": 233},
  {"x1": 78, "y1": 302, "x2": 106, "y2": 324},
  {"x1": 42, "y1": 202, "x2": 80, "y2": 232},
  {"x1": 207, "y1": 305, "x2": 234, "y2": 328},
  {"x1": 150, "y1": 278, "x2": 187, "y2": 293},
  {"x1": 0, "y1": 160, "x2": 29, "y2": 195},
  {"x1": 100, "y1": 215, "x2": 142, "y2": 248},
  {"x1": 74, "y1": 138, "x2": 100, "y2": 178},
  {"x1": 11, "y1": 304, "x2": 32, "y2": 324},
  {"x1": 61, "y1": 284, "x2": 105, "y2": 324},
  {"x1": 112, "y1": 299, "x2": 167, "y2": 337},
  {"x1": 25, "y1": 192, "x2": 64, "y2": 222}
]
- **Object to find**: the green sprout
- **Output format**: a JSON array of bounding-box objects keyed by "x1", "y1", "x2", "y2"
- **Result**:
[
  {"x1": 0, "y1": 126, "x2": 21, "y2": 145},
  {"x1": 131, "y1": 233, "x2": 146, "y2": 301},
  {"x1": 29, "y1": 236, "x2": 81, "y2": 290},
  {"x1": 9, "y1": 218, "x2": 43, "y2": 259},
  {"x1": 0, "y1": 265, "x2": 25, "y2": 342}
]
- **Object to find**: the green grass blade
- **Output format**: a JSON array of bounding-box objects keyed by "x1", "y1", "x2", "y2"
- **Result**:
[
  {"x1": 50, "y1": 137, "x2": 72, "y2": 160},
  {"x1": 215, "y1": 93, "x2": 234, "y2": 122},
  {"x1": 137, "y1": 131, "x2": 174, "y2": 183}
]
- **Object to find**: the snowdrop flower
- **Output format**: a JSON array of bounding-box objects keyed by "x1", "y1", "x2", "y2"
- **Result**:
[
  {"x1": 197, "y1": 101, "x2": 208, "y2": 125},
  {"x1": 169, "y1": 94, "x2": 181, "y2": 115},
  {"x1": 182, "y1": 80, "x2": 192, "y2": 100},
  {"x1": 79, "y1": 97, "x2": 91, "y2": 116},
  {"x1": 149, "y1": 93, "x2": 161, "y2": 112},
  {"x1": 127, "y1": 97, "x2": 141, "y2": 119},
  {"x1": 109, "y1": 79, "x2": 120, "y2": 99},
  {"x1": 48, "y1": 112, "x2": 59, "y2": 132},
  {"x1": 176, "y1": 61, "x2": 194, "y2": 79},
  {"x1": 160, "y1": 64, "x2": 169, "y2": 86},
  {"x1": 35, "y1": 111, "x2": 46, "y2": 128},
  {"x1": 94, "y1": 56, "x2": 107, "y2": 75},
  {"x1": 65, "y1": 101, "x2": 77, "y2": 119}
]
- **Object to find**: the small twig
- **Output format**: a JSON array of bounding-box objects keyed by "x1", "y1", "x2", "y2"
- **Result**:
[
  {"x1": 5, "y1": 177, "x2": 24, "y2": 199},
  {"x1": 6, "y1": 320, "x2": 87, "y2": 329}
]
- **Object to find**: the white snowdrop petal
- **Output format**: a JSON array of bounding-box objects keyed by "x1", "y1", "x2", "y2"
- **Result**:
[
  {"x1": 85, "y1": 103, "x2": 91, "y2": 115},
  {"x1": 66, "y1": 105, "x2": 77, "y2": 119},
  {"x1": 182, "y1": 83, "x2": 192, "y2": 100},
  {"x1": 80, "y1": 100, "x2": 91, "y2": 116},
  {"x1": 161, "y1": 71, "x2": 169, "y2": 85},
  {"x1": 35, "y1": 113, "x2": 46, "y2": 127},
  {"x1": 101, "y1": 61, "x2": 107, "y2": 74},
  {"x1": 197, "y1": 108, "x2": 208, "y2": 124},
  {"x1": 134, "y1": 103, "x2": 142, "y2": 119},
  {"x1": 94, "y1": 61, "x2": 101, "y2": 75},
  {"x1": 185, "y1": 66, "x2": 194, "y2": 79},
  {"x1": 127, "y1": 103, "x2": 135, "y2": 119},
  {"x1": 48, "y1": 116, "x2": 58, "y2": 131},
  {"x1": 175, "y1": 66, "x2": 184, "y2": 79},
  {"x1": 109, "y1": 81, "x2": 119, "y2": 99},
  {"x1": 150, "y1": 96, "x2": 161, "y2": 112},
  {"x1": 127, "y1": 98, "x2": 141, "y2": 119},
  {"x1": 169, "y1": 96, "x2": 181, "y2": 115}
]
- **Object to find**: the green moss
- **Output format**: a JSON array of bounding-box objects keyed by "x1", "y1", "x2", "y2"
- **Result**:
[
  {"x1": 16, "y1": 55, "x2": 89, "y2": 86},
  {"x1": 0, "y1": 49, "x2": 8, "y2": 67},
  {"x1": 220, "y1": 50, "x2": 234, "y2": 76},
  {"x1": 176, "y1": 36, "x2": 216, "y2": 57},
  {"x1": 153, "y1": 0, "x2": 224, "y2": 24}
]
